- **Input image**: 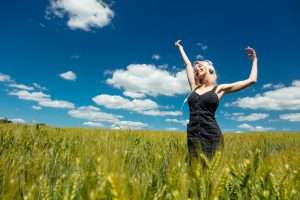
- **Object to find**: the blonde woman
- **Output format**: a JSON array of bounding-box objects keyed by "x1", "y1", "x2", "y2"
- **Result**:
[{"x1": 175, "y1": 40, "x2": 257, "y2": 160}]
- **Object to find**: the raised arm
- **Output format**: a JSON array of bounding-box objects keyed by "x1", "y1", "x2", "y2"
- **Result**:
[
  {"x1": 218, "y1": 46, "x2": 258, "y2": 94},
  {"x1": 175, "y1": 40, "x2": 196, "y2": 90}
]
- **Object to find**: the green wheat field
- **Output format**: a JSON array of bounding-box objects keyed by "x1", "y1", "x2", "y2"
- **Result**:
[{"x1": 1, "y1": 124, "x2": 300, "y2": 200}]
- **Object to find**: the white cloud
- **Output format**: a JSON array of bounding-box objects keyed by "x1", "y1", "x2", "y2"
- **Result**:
[
  {"x1": 196, "y1": 54, "x2": 204, "y2": 60},
  {"x1": 8, "y1": 83, "x2": 34, "y2": 91},
  {"x1": 48, "y1": 0, "x2": 114, "y2": 31},
  {"x1": 196, "y1": 42, "x2": 208, "y2": 51},
  {"x1": 165, "y1": 118, "x2": 188, "y2": 126},
  {"x1": 93, "y1": 94, "x2": 158, "y2": 111},
  {"x1": 165, "y1": 127, "x2": 179, "y2": 131},
  {"x1": 141, "y1": 110, "x2": 182, "y2": 117},
  {"x1": 3, "y1": 74, "x2": 74, "y2": 109},
  {"x1": 10, "y1": 118, "x2": 26, "y2": 124},
  {"x1": 238, "y1": 123, "x2": 273, "y2": 131},
  {"x1": 262, "y1": 83, "x2": 272, "y2": 89},
  {"x1": 103, "y1": 69, "x2": 113, "y2": 77},
  {"x1": 9, "y1": 90, "x2": 50, "y2": 102},
  {"x1": 262, "y1": 83, "x2": 285, "y2": 90},
  {"x1": 280, "y1": 113, "x2": 300, "y2": 122},
  {"x1": 123, "y1": 91, "x2": 145, "y2": 98},
  {"x1": 83, "y1": 121, "x2": 104, "y2": 127},
  {"x1": 69, "y1": 106, "x2": 147, "y2": 129},
  {"x1": 32, "y1": 105, "x2": 42, "y2": 110},
  {"x1": 92, "y1": 94, "x2": 182, "y2": 116},
  {"x1": 68, "y1": 106, "x2": 121, "y2": 123},
  {"x1": 232, "y1": 112, "x2": 244, "y2": 116},
  {"x1": 106, "y1": 64, "x2": 189, "y2": 97},
  {"x1": 111, "y1": 120, "x2": 148, "y2": 130},
  {"x1": 152, "y1": 54, "x2": 160, "y2": 61},
  {"x1": 157, "y1": 64, "x2": 168, "y2": 70},
  {"x1": 39, "y1": 99, "x2": 74, "y2": 109},
  {"x1": 33, "y1": 83, "x2": 47, "y2": 91},
  {"x1": 9, "y1": 90, "x2": 74, "y2": 109},
  {"x1": 0, "y1": 73, "x2": 12, "y2": 82},
  {"x1": 228, "y1": 80, "x2": 300, "y2": 110},
  {"x1": 59, "y1": 71, "x2": 77, "y2": 81},
  {"x1": 231, "y1": 113, "x2": 269, "y2": 121},
  {"x1": 273, "y1": 83, "x2": 285, "y2": 89}
]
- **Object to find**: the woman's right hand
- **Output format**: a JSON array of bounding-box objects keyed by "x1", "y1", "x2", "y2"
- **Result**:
[
  {"x1": 245, "y1": 46, "x2": 257, "y2": 61},
  {"x1": 175, "y1": 40, "x2": 183, "y2": 48}
]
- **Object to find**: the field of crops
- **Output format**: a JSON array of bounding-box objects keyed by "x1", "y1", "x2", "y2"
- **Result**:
[{"x1": 0, "y1": 124, "x2": 300, "y2": 200}]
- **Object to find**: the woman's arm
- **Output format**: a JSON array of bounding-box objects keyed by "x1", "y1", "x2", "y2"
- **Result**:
[
  {"x1": 218, "y1": 46, "x2": 258, "y2": 94},
  {"x1": 175, "y1": 40, "x2": 196, "y2": 90}
]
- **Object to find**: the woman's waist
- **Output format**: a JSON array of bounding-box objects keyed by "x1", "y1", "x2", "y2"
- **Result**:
[
  {"x1": 189, "y1": 110, "x2": 215, "y2": 116},
  {"x1": 187, "y1": 117, "x2": 219, "y2": 129},
  {"x1": 189, "y1": 113, "x2": 216, "y2": 122}
]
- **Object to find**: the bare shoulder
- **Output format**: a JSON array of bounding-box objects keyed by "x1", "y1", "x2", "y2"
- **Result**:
[{"x1": 191, "y1": 84, "x2": 201, "y2": 91}]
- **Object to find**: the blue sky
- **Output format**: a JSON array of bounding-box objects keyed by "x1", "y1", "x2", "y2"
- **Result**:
[{"x1": 0, "y1": 0, "x2": 299, "y2": 132}]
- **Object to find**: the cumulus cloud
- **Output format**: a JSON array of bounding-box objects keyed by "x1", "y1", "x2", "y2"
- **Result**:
[
  {"x1": 9, "y1": 90, "x2": 74, "y2": 109},
  {"x1": 262, "y1": 83, "x2": 272, "y2": 89},
  {"x1": 8, "y1": 83, "x2": 34, "y2": 91},
  {"x1": 93, "y1": 94, "x2": 158, "y2": 111},
  {"x1": 106, "y1": 64, "x2": 189, "y2": 97},
  {"x1": 39, "y1": 99, "x2": 75, "y2": 109},
  {"x1": 0, "y1": 72, "x2": 12, "y2": 82},
  {"x1": 123, "y1": 91, "x2": 145, "y2": 98},
  {"x1": 10, "y1": 118, "x2": 26, "y2": 124},
  {"x1": 238, "y1": 123, "x2": 273, "y2": 131},
  {"x1": 165, "y1": 118, "x2": 188, "y2": 126},
  {"x1": 9, "y1": 90, "x2": 50, "y2": 102},
  {"x1": 59, "y1": 71, "x2": 77, "y2": 81},
  {"x1": 68, "y1": 106, "x2": 121, "y2": 123},
  {"x1": 262, "y1": 83, "x2": 285, "y2": 90},
  {"x1": 3, "y1": 73, "x2": 73, "y2": 109},
  {"x1": 141, "y1": 110, "x2": 182, "y2": 117},
  {"x1": 152, "y1": 54, "x2": 160, "y2": 61},
  {"x1": 230, "y1": 113, "x2": 269, "y2": 121},
  {"x1": 69, "y1": 106, "x2": 147, "y2": 129},
  {"x1": 111, "y1": 120, "x2": 148, "y2": 130},
  {"x1": 33, "y1": 83, "x2": 47, "y2": 91},
  {"x1": 32, "y1": 105, "x2": 42, "y2": 110},
  {"x1": 279, "y1": 113, "x2": 300, "y2": 122},
  {"x1": 165, "y1": 127, "x2": 179, "y2": 131},
  {"x1": 47, "y1": 0, "x2": 114, "y2": 31},
  {"x1": 83, "y1": 121, "x2": 104, "y2": 127},
  {"x1": 92, "y1": 94, "x2": 181, "y2": 116},
  {"x1": 228, "y1": 80, "x2": 300, "y2": 110}
]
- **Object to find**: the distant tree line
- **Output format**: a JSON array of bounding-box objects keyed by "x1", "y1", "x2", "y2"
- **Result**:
[
  {"x1": 0, "y1": 118, "x2": 47, "y2": 127},
  {"x1": 0, "y1": 118, "x2": 12, "y2": 124}
]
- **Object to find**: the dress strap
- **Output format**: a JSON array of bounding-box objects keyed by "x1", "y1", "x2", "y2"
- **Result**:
[
  {"x1": 193, "y1": 84, "x2": 218, "y2": 92},
  {"x1": 213, "y1": 85, "x2": 218, "y2": 92}
]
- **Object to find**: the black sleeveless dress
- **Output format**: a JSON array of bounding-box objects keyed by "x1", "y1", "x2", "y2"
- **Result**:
[{"x1": 187, "y1": 85, "x2": 224, "y2": 159}]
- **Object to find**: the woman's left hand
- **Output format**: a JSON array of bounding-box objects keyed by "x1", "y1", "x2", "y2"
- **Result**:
[{"x1": 245, "y1": 46, "x2": 257, "y2": 61}]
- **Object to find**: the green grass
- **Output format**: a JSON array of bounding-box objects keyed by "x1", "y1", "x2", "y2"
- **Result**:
[{"x1": 1, "y1": 124, "x2": 300, "y2": 200}]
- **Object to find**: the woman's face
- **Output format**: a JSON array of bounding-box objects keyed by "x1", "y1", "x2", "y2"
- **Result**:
[
  {"x1": 194, "y1": 61, "x2": 209, "y2": 78},
  {"x1": 194, "y1": 61, "x2": 216, "y2": 83}
]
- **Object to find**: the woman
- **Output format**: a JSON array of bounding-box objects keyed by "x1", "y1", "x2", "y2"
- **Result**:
[{"x1": 175, "y1": 40, "x2": 257, "y2": 160}]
